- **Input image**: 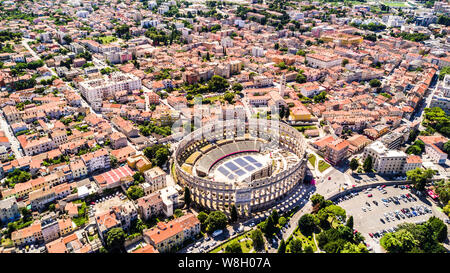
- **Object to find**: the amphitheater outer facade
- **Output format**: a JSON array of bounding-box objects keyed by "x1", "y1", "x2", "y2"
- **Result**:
[{"x1": 174, "y1": 119, "x2": 308, "y2": 216}]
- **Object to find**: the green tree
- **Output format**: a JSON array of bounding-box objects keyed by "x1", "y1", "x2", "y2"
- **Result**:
[
  {"x1": 154, "y1": 147, "x2": 170, "y2": 167},
  {"x1": 105, "y1": 227, "x2": 126, "y2": 252},
  {"x1": 369, "y1": 79, "x2": 381, "y2": 88},
  {"x1": 341, "y1": 242, "x2": 368, "y2": 253},
  {"x1": 115, "y1": 24, "x2": 130, "y2": 38},
  {"x1": 311, "y1": 194, "x2": 325, "y2": 208},
  {"x1": 289, "y1": 238, "x2": 302, "y2": 253},
  {"x1": 278, "y1": 239, "x2": 286, "y2": 253},
  {"x1": 434, "y1": 180, "x2": 450, "y2": 204},
  {"x1": 303, "y1": 245, "x2": 314, "y2": 253},
  {"x1": 184, "y1": 186, "x2": 191, "y2": 208},
  {"x1": 349, "y1": 158, "x2": 359, "y2": 173},
  {"x1": 127, "y1": 185, "x2": 144, "y2": 200},
  {"x1": 271, "y1": 210, "x2": 279, "y2": 226},
  {"x1": 63, "y1": 35, "x2": 73, "y2": 44},
  {"x1": 208, "y1": 75, "x2": 229, "y2": 93},
  {"x1": 439, "y1": 66, "x2": 450, "y2": 80},
  {"x1": 232, "y1": 83, "x2": 243, "y2": 92},
  {"x1": 20, "y1": 207, "x2": 32, "y2": 222},
  {"x1": 313, "y1": 91, "x2": 327, "y2": 103},
  {"x1": 443, "y1": 140, "x2": 450, "y2": 155},
  {"x1": 363, "y1": 155, "x2": 373, "y2": 173},
  {"x1": 197, "y1": 211, "x2": 208, "y2": 230},
  {"x1": 321, "y1": 205, "x2": 347, "y2": 227},
  {"x1": 298, "y1": 214, "x2": 317, "y2": 235},
  {"x1": 225, "y1": 241, "x2": 243, "y2": 253},
  {"x1": 224, "y1": 92, "x2": 235, "y2": 103},
  {"x1": 230, "y1": 205, "x2": 238, "y2": 223},
  {"x1": 110, "y1": 155, "x2": 118, "y2": 168},
  {"x1": 427, "y1": 216, "x2": 447, "y2": 243},
  {"x1": 295, "y1": 72, "x2": 307, "y2": 84},
  {"x1": 380, "y1": 229, "x2": 417, "y2": 253},
  {"x1": 174, "y1": 209, "x2": 184, "y2": 218},
  {"x1": 261, "y1": 215, "x2": 276, "y2": 237},
  {"x1": 278, "y1": 216, "x2": 287, "y2": 227},
  {"x1": 132, "y1": 172, "x2": 145, "y2": 184},
  {"x1": 443, "y1": 201, "x2": 450, "y2": 217},
  {"x1": 406, "y1": 168, "x2": 435, "y2": 191},
  {"x1": 251, "y1": 229, "x2": 264, "y2": 250},
  {"x1": 346, "y1": 216, "x2": 354, "y2": 229},
  {"x1": 205, "y1": 211, "x2": 228, "y2": 233}
]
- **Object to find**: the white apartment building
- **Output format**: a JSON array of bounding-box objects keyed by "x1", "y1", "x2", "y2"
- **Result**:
[
  {"x1": 160, "y1": 186, "x2": 178, "y2": 216},
  {"x1": 143, "y1": 166, "x2": 167, "y2": 193},
  {"x1": 141, "y1": 19, "x2": 159, "y2": 28},
  {"x1": 382, "y1": 15, "x2": 406, "y2": 27},
  {"x1": 430, "y1": 75, "x2": 450, "y2": 115},
  {"x1": 0, "y1": 197, "x2": 20, "y2": 224},
  {"x1": 148, "y1": 1, "x2": 157, "y2": 9},
  {"x1": 403, "y1": 155, "x2": 422, "y2": 173},
  {"x1": 78, "y1": 72, "x2": 141, "y2": 110},
  {"x1": 424, "y1": 144, "x2": 447, "y2": 164},
  {"x1": 81, "y1": 148, "x2": 111, "y2": 172},
  {"x1": 439, "y1": 75, "x2": 450, "y2": 97},
  {"x1": 252, "y1": 47, "x2": 264, "y2": 57},
  {"x1": 363, "y1": 141, "x2": 407, "y2": 174},
  {"x1": 158, "y1": 5, "x2": 169, "y2": 14}
]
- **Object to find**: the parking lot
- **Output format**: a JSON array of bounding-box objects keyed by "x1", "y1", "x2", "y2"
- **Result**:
[
  {"x1": 89, "y1": 192, "x2": 127, "y2": 217},
  {"x1": 335, "y1": 185, "x2": 448, "y2": 252}
]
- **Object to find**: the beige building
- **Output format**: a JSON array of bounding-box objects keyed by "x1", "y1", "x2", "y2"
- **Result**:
[
  {"x1": 363, "y1": 141, "x2": 407, "y2": 174},
  {"x1": 136, "y1": 191, "x2": 165, "y2": 220},
  {"x1": 50, "y1": 130, "x2": 68, "y2": 147},
  {"x1": 143, "y1": 166, "x2": 167, "y2": 193},
  {"x1": 70, "y1": 160, "x2": 88, "y2": 179},
  {"x1": 2, "y1": 105, "x2": 22, "y2": 123},
  {"x1": 143, "y1": 213, "x2": 200, "y2": 253}
]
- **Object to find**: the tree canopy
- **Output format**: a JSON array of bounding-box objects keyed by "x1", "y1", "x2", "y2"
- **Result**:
[
  {"x1": 406, "y1": 168, "x2": 435, "y2": 191},
  {"x1": 205, "y1": 211, "x2": 228, "y2": 234},
  {"x1": 105, "y1": 227, "x2": 126, "y2": 252}
]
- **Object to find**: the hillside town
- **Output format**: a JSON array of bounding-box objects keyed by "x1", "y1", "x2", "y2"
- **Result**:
[{"x1": 0, "y1": 0, "x2": 449, "y2": 254}]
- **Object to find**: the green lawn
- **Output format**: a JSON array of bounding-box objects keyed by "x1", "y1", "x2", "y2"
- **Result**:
[
  {"x1": 318, "y1": 160, "x2": 330, "y2": 173},
  {"x1": 293, "y1": 125, "x2": 317, "y2": 132},
  {"x1": 382, "y1": 1, "x2": 407, "y2": 7},
  {"x1": 98, "y1": 36, "x2": 117, "y2": 44},
  {"x1": 288, "y1": 229, "x2": 318, "y2": 253},
  {"x1": 308, "y1": 154, "x2": 316, "y2": 167}
]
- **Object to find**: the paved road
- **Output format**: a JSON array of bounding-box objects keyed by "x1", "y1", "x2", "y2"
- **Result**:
[
  {"x1": 412, "y1": 72, "x2": 439, "y2": 130},
  {"x1": 0, "y1": 110, "x2": 23, "y2": 158}
]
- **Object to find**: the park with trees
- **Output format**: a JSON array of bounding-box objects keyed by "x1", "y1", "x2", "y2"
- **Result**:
[
  {"x1": 284, "y1": 194, "x2": 367, "y2": 253},
  {"x1": 380, "y1": 217, "x2": 447, "y2": 253}
]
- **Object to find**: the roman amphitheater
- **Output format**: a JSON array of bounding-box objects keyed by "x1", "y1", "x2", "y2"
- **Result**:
[{"x1": 174, "y1": 119, "x2": 308, "y2": 216}]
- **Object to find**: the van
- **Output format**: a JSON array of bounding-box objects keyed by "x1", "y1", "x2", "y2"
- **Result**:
[{"x1": 212, "y1": 229, "x2": 223, "y2": 238}]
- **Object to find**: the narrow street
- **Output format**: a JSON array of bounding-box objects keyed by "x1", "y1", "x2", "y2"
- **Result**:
[{"x1": 0, "y1": 109, "x2": 23, "y2": 158}]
